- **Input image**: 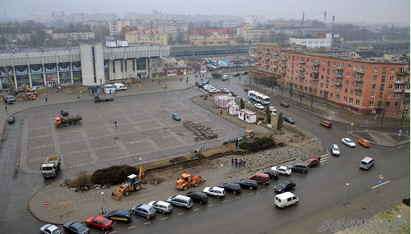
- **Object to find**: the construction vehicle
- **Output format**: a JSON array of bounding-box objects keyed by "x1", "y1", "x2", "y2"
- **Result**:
[
  {"x1": 40, "y1": 155, "x2": 61, "y2": 178},
  {"x1": 176, "y1": 173, "x2": 205, "y2": 190},
  {"x1": 22, "y1": 92, "x2": 37, "y2": 101},
  {"x1": 94, "y1": 95, "x2": 114, "y2": 103},
  {"x1": 2, "y1": 66, "x2": 17, "y2": 94},
  {"x1": 54, "y1": 115, "x2": 82, "y2": 127},
  {"x1": 111, "y1": 174, "x2": 142, "y2": 200}
]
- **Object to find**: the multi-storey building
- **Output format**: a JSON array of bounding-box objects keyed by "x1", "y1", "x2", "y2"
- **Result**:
[
  {"x1": 125, "y1": 30, "x2": 169, "y2": 46},
  {"x1": 109, "y1": 18, "x2": 131, "y2": 36},
  {"x1": 236, "y1": 23, "x2": 277, "y2": 43},
  {"x1": 254, "y1": 44, "x2": 410, "y2": 118},
  {"x1": 189, "y1": 29, "x2": 235, "y2": 46},
  {"x1": 51, "y1": 31, "x2": 95, "y2": 41},
  {"x1": 136, "y1": 21, "x2": 188, "y2": 44},
  {"x1": 0, "y1": 43, "x2": 169, "y2": 89}
]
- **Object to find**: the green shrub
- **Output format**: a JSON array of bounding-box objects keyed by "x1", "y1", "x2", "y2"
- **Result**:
[
  {"x1": 90, "y1": 165, "x2": 137, "y2": 185},
  {"x1": 239, "y1": 136, "x2": 276, "y2": 152}
]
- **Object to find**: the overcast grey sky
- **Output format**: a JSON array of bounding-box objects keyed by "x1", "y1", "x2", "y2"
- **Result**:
[{"x1": 2, "y1": 0, "x2": 410, "y2": 25}]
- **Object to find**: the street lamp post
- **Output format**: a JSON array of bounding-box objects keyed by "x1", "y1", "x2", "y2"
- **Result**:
[
  {"x1": 343, "y1": 183, "x2": 349, "y2": 205},
  {"x1": 100, "y1": 191, "x2": 106, "y2": 214}
]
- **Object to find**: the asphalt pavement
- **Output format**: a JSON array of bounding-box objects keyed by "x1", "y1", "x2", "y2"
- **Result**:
[{"x1": 1, "y1": 74, "x2": 410, "y2": 232}]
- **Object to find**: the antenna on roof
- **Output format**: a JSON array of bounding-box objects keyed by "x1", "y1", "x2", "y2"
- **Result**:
[
  {"x1": 301, "y1": 12, "x2": 305, "y2": 37},
  {"x1": 323, "y1": 11, "x2": 327, "y2": 34}
]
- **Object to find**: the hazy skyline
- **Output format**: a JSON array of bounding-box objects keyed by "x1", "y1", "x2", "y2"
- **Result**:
[{"x1": 2, "y1": 0, "x2": 410, "y2": 25}]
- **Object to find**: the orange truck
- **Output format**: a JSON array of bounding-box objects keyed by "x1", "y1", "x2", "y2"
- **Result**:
[
  {"x1": 176, "y1": 173, "x2": 205, "y2": 190},
  {"x1": 54, "y1": 115, "x2": 82, "y2": 127}
]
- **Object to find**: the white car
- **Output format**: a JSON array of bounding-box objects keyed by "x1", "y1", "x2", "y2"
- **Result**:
[
  {"x1": 40, "y1": 224, "x2": 62, "y2": 234},
  {"x1": 271, "y1": 166, "x2": 292, "y2": 176},
  {"x1": 269, "y1": 106, "x2": 277, "y2": 116},
  {"x1": 254, "y1": 103, "x2": 265, "y2": 110},
  {"x1": 148, "y1": 200, "x2": 173, "y2": 214},
  {"x1": 341, "y1": 138, "x2": 356, "y2": 148},
  {"x1": 331, "y1": 144, "x2": 340, "y2": 156},
  {"x1": 203, "y1": 186, "x2": 226, "y2": 198}
]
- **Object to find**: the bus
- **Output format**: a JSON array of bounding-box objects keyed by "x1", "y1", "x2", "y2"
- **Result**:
[{"x1": 248, "y1": 90, "x2": 270, "y2": 105}]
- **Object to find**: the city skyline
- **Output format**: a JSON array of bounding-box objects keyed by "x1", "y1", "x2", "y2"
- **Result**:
[{"x1": 1, "y1": 0, "x2": 410, "y2": 26}]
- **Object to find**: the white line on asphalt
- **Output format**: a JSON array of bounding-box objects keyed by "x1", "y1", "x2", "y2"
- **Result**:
[
  {"x1": 161, "y1": 217, "x2": 168, "y2": 220},
  {"x1": 320, "y1": 154, "x2": 329, "y2": 157},
  {"x1": 127, "y1": 226, "x2": 135, "y2": 229},
  {"x1": 371, "y1": 181, "x2": 391, "y2": 189},
  {"x1": 177, "y1": 213, "x2": 184, "y2": 216},
  {"x1": 144, "y1": 222, "x2": 151, "y2": 225},
  {"x1": 397, "y1": 146, "x2": 404, "y2": 149},
  {"x1": 193, "y1": 208, "x2": 200, "y2": 211},
  {"x1": 235, "y1": 196, "x2": 241, "y2": 199},
  {"x1": 248, "y1": 192, "x2": 254, "y2": 195},
  {"x1": 261, "y1": 188, "x2": 266, "y2": 191},
  {"x1": 208, "y1": 204, "x2": 214, "y2": 207},
  {"x1": 108, "y1": 231, "x2": 116, "y2": 234},
  {"x1": 222, "y1": 200, "x2": 228, "y2": 203}
]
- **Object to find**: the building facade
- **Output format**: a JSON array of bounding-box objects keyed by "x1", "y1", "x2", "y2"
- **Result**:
[
  {"x1": 189, "y1": 29, "x2": 235, "y2": 46},
  {"x1": 109, "y1": 19, "x2": 131, "y2": 36},
  {"x1": 136, "y1": 21, "x2": 189, "y2": 44},
  {"x1": 254, "y1": 44, "x2": 410, "y2": 118},
  {"x1": 289, "y1": 33, "x2": 333, "y2": 48},
  {"x1": 51, "y1": 31, "x2": 95, "y2": 41},
  {"x1": 0, "y1": 43, "x2": 170, "y2": 89},
  {"x1": 125, "y1": 30, "x2": 169, "y2": 45}
]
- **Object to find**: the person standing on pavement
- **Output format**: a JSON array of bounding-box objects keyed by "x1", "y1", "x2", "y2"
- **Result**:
[
  {"x1": 45, "y1": 97, "x2": 48, "y2": 103},
  {"x1": 5, "y1": 106, "x2": 7, "y2": 111},
  {"x1": 115, "y1": 121, "x2": 117, "y2": 127}
]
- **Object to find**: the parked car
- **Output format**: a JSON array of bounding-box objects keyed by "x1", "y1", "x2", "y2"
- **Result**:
[
  {"x1": 172, "y1": 113, "x2": 181, "y2": 121},
  {"x1": 288, "y1": 163, "x2": 308, "y2": 173},
  {"x1": 233, "y1": 178, "x2": 258, "y2": 190},
  {"x1": 304, "y1": 156, "x2": 321, "y2": 167},
  {"x1": 271, "y1": 166, "x2": 292, "y2": 176},
  {"x1": 63, "y1": 221, "x2": 90, "y2": 234},
  {"x1": 274, "y1": 180, "x2": 296, "y2": 193},
  {"x1": 242, "y1": 71, "x2": 249, "y2": 75},
  {"x1": 233, "y1": 73, "x2": 241, "y2": 77},
  {"x1": 222, "y1": 75, "x2": 228, "y2": 81},
  {"x1": 254, "y1": 103, "x2": 265, "y2": 110},
  {"x1": 148, "y1": 200, "x2": 173, "y2": 214},
  {"x1": 7, "y1": 115, "x2": 15, "y2": 124},
  {"x1": 3, "y1": 95, "x2": 16, "y2": 104},
  {"x1": 218, "y1": 182, "x2": 242, "y2": 194},
  {"x1": 320, "y1": 120, "x2": 332, "y2": 128},
  {"x1": 358, "y1": 139, "x2": 371, "y2": 148},
  {"x1": 85, "y1": 216, "x2": 113, "y2": 230},
  {"x1": 269, "y1": 106, "x2": 277, "y2": 116},
  {"x1": 131, "y1": 204, "x2": 156, "y2": 219},
  {"x1": 203, "y1": 186, "x2": 226, "y2": 198},
  {"x1": 261, "y1": 168, "x2": 279, "y2": 179},
  {"x1": 167, "y1": 195, "x2": 193, "y2": 208},
  {"x1": 279, "y1": 101, "x2": 289, "y2": 107},
  {"x1": 229, "y1": 91, "x2": 238, "y2": 97},
  {"x1": 40, "y1": 224, "x2": 62, "y2": 234},
  {"x1": 186, "y1": 191, "x2": 209, "y2": 204},
  {"x1": 244, "y1": 87, "x2": 251, "y2": 92},
  {"x1": 222, "y1": 88, "x2": 230, "y2": 93},
  {"x1": 106, "y1": 209, "x2": 132, "y2": 223},
  {"x1": 342, "y1": 138, "x2": 356, "y2": 147},
  {"x1": 331, "y1": 144, "x2": 340, "y2": 156},
  {"x1": 249, "y1": 171, "x2": 270, "y2": 185},
  {"x1": 60, "y1": 109, "x2": 69, "y2": 117},
  {"x1": 283, "y1": 116, "x2": 295, "y2": 124}
]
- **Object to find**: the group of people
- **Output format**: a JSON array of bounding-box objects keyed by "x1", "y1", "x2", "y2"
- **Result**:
[{"x1": 231, "y1": 157, "x2": 246, "y2": 167}]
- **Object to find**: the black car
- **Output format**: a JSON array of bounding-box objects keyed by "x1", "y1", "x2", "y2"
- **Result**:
[
  {"x1": 186, "y1": 191, "x2": 208, "y2": 204},
  {"x1": 289, "y1": 163, "x2": 308, "y2": 173},
  {"x1": 60, "y1": 109, "x2": 69, "y2": 116},
  {"x1": 283, "y1": 116, "x2": 295, "y2": 124},
  {"x1": 233, "y1": 179, "x2": 258, "y2": 190},
  {"x1": 106, "y1": 209, "x2": 133, "y2": 223},
  {"x1": 261, "y1": 169, "x2": 279, "y2": 179},
  {"x1": 274, "y1": 180, "x2": 296, "y2": 193},
  {"x1": 63, "y1": 221, "x2": 90, "y2": 234},
  {"x1": 242, "y1": 71, "x2": 249, "y2": 75},
  {"x1": 218, "y1": 182, "x2": 242, "y2": 194},
  {"x1": 233, "y1": 73, "x2": 241, "y2": 77},
  {"x1": 7, "y1": 115, "x2": 15, "y2": 124}
]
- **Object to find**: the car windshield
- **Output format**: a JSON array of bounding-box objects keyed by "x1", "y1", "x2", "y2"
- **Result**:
[{"x1": 102, "y1": 219, "x2": 110, "y2": 224}]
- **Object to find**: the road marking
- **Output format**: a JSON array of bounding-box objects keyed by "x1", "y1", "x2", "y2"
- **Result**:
[
  {"x1": 235, "y1": 196, "x2": 241, "y2": 199},
  {"x1": 397, "y1": 146, "x2": 404, "y2": 149},
  {"x1": 248, "y1": 192, "x2": 254, "y2": 195},
  {"x1": 193, "y1": 208, "x2": 200, "y2": 211},
  {"x1": 144, "y1": 221, "x2": 151, "y2": 225},
  {"x1": 127, "y1": 226, "x2": 135, "y2": 229},
  {"x1": 208, "y1": 204, "x2": 214, "y2": 207},
  {"x1": 261, "y1": 188, "x2": 266, "y2": 191},
  {"x1": 177, "y1": 212, "x2": 184, "y2": 216},
  {"x1": 222, "y1": 200, "x2": 228, "y2": 203},
  {"x1": 108, "y1": 231, "x2": 116, "y2": 234},
  {"x1": 310, "y1": 168, "x2": 321, "y2": 171},
  {"x1": 371, "y1": 180, "x2": 391, "y2": 189},
  {"x1": 161, "y1": 217, "x2": 168, "y2": 220}
]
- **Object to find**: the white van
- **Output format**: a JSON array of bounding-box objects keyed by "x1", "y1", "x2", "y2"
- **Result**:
[
  {"x1": 114, "y1": 83, "x2": 127, "y2": 91},
  {"x1": 359, "y1": 157, "x2": 374, "y2": 170},
  {"x1": 274, "y1": 192, "x2": 299, "y2": 208}
]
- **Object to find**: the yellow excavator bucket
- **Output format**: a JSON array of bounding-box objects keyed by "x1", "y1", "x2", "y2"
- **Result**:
[{"x1": 111, "y1": 188, "x2": 123, "y2": 200}]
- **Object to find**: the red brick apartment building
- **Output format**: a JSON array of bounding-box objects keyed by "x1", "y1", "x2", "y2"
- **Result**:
[{"x1": 254, "y1": 44, "x2": 410, "y2": 118}]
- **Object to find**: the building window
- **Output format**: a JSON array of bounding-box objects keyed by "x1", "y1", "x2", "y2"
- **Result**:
[
  {"x1": 391, "y1": 67, "x2": 396, "y2": 72},
  {"x1": 382, "y1": 67, "x2": 387, "y2": 74},
  {"x1": 381, "y1": 76, "x2": 385, "y2": 82},
  {"x1": 346, "y1": 80, "x2": 349, "y2": 85},
  {"x1": 356, "y1": 99, "x2": 360, "y2": 106},
  {"x1": 336, "y1": 94, "x2": 340, "y2": 99},
  {"x1": 347, "y1": 72, "x2": 350, "y2": 77},
  {"x1": 344, "y1": 96, "x2": 347, "y2": 102},
  {"x1": 349, "y1": 98, "x2": 353, "y2": 104},
  {"x1": 372, "y1": 84, "x2": 376, "y2": 89},
  {"x1": 388, "y1": 84, "x2": 393, "y2": 89},
  {"x1": 385, "y1": 102, "x2": 390, "y2": 107},
  {"x1": 395, "y1": 102, "x2": 399, "y2": 107},
  {"x1": 373, "y1": 75, "x2": 377, "y2": 80},
  {"x1": 336, "y1": 87, "x2": 341, "y2": 91},
  {"x1": 348, "y1": 64, "x2": 351, "y2": 69},
  {"x1": 369, "y1": 101, "x2": 374, "y2": 107},
  {"x1": 371, "y1": 93, "x2": 375, "y2": 97},
  {"x1": 374, "y1": 66, "x2": 379, "y2": 71},
  {"x1": 345, "y1": 88, "x2": 348, "y2": 93},
  {"x1": 390, "y1": 76, "x2": 394, "y2": 81},
  {"x1": 395, "y1": 93, "x2": 402, "y2": 98},
  {"x1": 380, "y1": 84, "x2": 384, "y2": 91},
  {"x1": 387, "y1": 93, "x2": 392, "y2": 98}
]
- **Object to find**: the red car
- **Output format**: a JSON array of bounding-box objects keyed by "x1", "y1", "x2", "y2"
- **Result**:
[
  {"x1": 85, "y1": 216, "x2": 113, "y2": 230},
  {"x1": 280, "y1": 101, "x2": 289, "y2": 107},
  {"x1": 304, "y1": 157, "x2": 321, "y2": 167}
]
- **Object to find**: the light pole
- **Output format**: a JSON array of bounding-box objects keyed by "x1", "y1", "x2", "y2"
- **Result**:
[
  {"x1": 343, "y1": 183, "x2": 349, "y2": 205},
  {"x1": 323, "y1": 103, "x2": 327, "y2": 116},
  {"x1": 100, "y1": 191, "x2": 106, "y2": 214}
]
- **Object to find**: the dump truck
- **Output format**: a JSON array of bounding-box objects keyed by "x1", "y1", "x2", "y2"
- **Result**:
[
  {"x1": 112, "y1": 174, "x2": 141, "y2": 200},
  {"x1": 176, "y1": 173, "x2": 205, "y2": 190},
  {"x1": 40, "y1": 155, "x2": 61, "y2": 178},
  {"x1": 54, "y1": 115, "x2": 82, "y2": 127}
]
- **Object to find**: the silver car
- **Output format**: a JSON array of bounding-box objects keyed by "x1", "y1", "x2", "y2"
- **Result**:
[
  {"x1": 148, "y1": 200, "x2": 173, "y2": 214},
  {"x1": 131, "y1": 204, "x2": 156, "y2": 219},
  {"x1": 331, "y1": 144, "x2": 340, "y2": 156}
]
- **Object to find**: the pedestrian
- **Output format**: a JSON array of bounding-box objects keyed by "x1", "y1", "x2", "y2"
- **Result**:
[
  {"x1": 5, "y1": 106, "x2": 7, "y2": 111},
  {"x1": 45, "y1": 97, "x2": 48, "y2": 103},
  {"x1": 231, "y1": 157, "x2": 234, "y2": 165},
  {"x1": 242, "y1": 159, "x2": 246, "y2": 167},
  {"x1": 234, "y1": 158, "x2": 238, "y2": 166},
  {"x1": 239, "y1": 159, "x2": 243, "y2": 166},
  {"x1": 77, "y1": 96, "x2": 80, "y2": 101},
  {"x1": 115, "y1": 121, "x2": 117, "y2": 127},
  {"x1": 220, "y1": 110, "x2": 223, "y2": 115}
]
